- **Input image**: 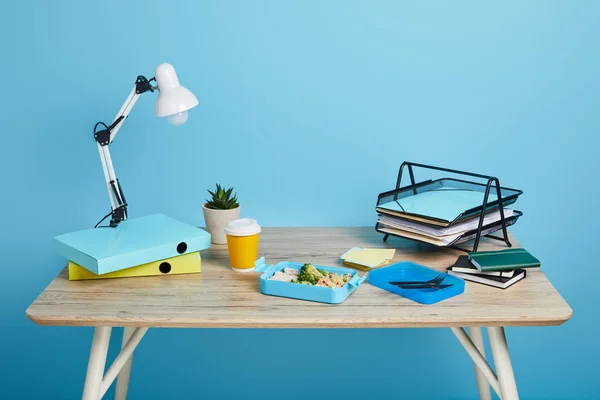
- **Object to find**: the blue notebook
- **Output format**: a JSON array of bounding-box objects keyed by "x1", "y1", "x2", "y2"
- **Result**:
[{"x1": 53, "y1": 214, "x2": 211, "y2": 274}]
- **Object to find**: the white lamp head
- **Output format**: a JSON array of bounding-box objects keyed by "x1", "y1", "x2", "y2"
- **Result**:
[{"x1": 154, "y1": 63, "x2": 199, "y2": 125}]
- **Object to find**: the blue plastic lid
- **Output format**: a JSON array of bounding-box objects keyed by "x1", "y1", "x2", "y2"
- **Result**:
[{"x1": 368, "y1": 261, "x2": 464, "y2": 304}]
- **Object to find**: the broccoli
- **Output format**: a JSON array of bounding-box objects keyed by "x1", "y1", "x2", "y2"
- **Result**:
[{"x1": 296, "y1": 263, "x2": 325, "y2": 285}]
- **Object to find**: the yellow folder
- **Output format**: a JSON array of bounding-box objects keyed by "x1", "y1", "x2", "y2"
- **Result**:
[{"x1": 68, "y1": 252, "x2": 201, "y2": 281}]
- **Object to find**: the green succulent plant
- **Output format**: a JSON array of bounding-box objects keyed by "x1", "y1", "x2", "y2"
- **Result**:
[{"x1": 205, "y1": 184, "x2": 239, "y2": 210}]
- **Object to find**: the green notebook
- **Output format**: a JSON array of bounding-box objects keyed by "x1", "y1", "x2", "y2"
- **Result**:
[{"x1": 468, "y1": 248, "x2": 540, "y2": 272}]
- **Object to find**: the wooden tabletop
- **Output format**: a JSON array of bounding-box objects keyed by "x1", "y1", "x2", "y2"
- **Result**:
[{"x1": 26, "y1": 228, "x2": 572, "y2": 328}]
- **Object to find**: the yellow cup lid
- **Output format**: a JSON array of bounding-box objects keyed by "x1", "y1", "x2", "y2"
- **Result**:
[{"x1": 225, "y1": 218, "x2": 261, "y2": 236}]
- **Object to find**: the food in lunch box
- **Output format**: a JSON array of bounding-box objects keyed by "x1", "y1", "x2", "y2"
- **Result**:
[
  {"x1": 269, "y1": 268, "x2": 300, "y2": 283},
  {"x1": 268, "y1": 263, "x2": 351, "y2": 288}
]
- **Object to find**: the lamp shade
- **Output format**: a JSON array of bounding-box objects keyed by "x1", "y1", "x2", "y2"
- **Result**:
[{"x1": 154, "y1": 63, "x2": 199, "y2": 118}]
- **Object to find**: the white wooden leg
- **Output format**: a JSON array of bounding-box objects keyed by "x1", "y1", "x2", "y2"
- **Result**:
[
  {"x1": 115, "y1": 327, "x2": 135, "y2": 400},
  {"x1": 488, "y1": 327, "x2": 520, "y2": 400},
  {"x1": 82, "y1": 327, "x2": 112, "y2": 400},
  {"x1": 468, "y1": 327, "x2": 491, "y2": 400},
  {"x1": 451, "y1": 327, "x2": 501, "y2": 398}
]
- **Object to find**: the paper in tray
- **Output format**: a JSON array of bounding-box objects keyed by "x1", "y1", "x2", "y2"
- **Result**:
[
  {"x1": 254, "y1": 258, "x2": 366, "y2": 304},
  {"x1": 377, "y1": 210, "x2": 522, "y2": 247}
]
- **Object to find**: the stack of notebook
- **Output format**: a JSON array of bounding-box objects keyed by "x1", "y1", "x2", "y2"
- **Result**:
[
  {"x1": 375, "y1": 179, "x2": 523, "y2": 247},
  {"x1": 53, "y1": 214, "x2": 211, "y2": 281},
  {"x1": 446, "y1": 248, "x2": 540, "y2": 289}
]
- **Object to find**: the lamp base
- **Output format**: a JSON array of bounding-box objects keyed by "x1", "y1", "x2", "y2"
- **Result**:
[{"x1": 109, "y1": 205, "x2": 128, "y2": 227}]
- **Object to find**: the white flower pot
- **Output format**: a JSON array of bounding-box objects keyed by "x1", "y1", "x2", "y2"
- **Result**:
[{"x1": 202, "y1": 204, "x2": 241, "y2": 244}]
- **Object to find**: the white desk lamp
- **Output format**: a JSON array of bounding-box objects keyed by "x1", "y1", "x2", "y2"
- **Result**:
[{"x1": 93, "y1": 63, "x2": 198, "y2": 227}]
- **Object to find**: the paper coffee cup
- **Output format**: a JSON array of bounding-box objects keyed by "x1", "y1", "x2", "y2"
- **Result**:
[{"x1": 225, "y1": 218, "x2": 261, "y2": 272}]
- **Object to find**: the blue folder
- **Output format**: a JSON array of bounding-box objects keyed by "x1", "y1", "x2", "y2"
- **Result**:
[{"x1": 53, "y1": 214, "x2": 211, "y2": 274}]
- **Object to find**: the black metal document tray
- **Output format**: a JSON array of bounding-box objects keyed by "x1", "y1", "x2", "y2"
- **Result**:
[{"x1": 375, "y1": 162, "x2": 523, "y2": 252}]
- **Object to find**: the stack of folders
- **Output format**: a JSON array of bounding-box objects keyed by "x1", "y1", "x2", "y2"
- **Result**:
[
  {"x1": 446, "y1": 248, "x2": 541, "y2": 289},
  {"x1": 376, "y1": 182, "x2": 523, "y2": 247},
  {"x1": 53, "y1": 214, "x2": 211, "y2": 281}
]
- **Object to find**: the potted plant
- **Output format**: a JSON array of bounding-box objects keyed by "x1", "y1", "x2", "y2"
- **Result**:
[{"x1": 202, "y1": 184, "x2": 240, "y2": 244}]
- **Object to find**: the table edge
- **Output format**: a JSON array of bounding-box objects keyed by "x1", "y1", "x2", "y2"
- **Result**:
[{"x1": 26, "y1": 307, "x2": 573, "y2": 329}]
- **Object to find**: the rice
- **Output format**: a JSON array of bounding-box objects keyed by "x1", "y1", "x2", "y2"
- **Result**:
[{"x1": 269, "y1": 267, "x2": 300, "y2": 282}]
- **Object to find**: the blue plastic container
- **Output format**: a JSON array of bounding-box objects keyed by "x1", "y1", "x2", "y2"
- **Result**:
[
  {"x1": 368, "y1": 261, "x2": 464, "y2": 304},
  {"x1": 254, "y1": 258, "x2": 366, "y2": 304}
]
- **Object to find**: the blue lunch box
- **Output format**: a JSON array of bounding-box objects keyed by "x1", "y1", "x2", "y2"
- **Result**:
[
  {"x1": 254, "y1": 257, "x2": 367, "y2": 304},
  {"x1": 368, "y1": 261, "x2": 465, "y2": 304}
]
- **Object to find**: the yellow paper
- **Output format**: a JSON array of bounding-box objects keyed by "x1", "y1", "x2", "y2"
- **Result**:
[
  {"x1": 68, "y1": 252, "x2": 201, "y2": 280},
  {"x1": 341, "y1": 247, "x2": 395, "y2": 269},
  {"x1": 342, "y1": 259, "x2": 390, "y2": 271}
]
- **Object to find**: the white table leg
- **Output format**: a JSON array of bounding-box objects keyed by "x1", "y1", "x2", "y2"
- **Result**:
[
  {"x1": 468, "y1": 327, "x2": 491, "y2": 400},
  {"x1": 115, "y1": 327, "x2": 135, "y2": 400},
  {"x1": 488, "y1": 327, "x2": 520, "y2": 400},
  {"x1": 82, "y1": 327, "x2": 112, "y2": 400},
  {"x1": 451, "y1": 327, "x2": 501, "y2": 397}
]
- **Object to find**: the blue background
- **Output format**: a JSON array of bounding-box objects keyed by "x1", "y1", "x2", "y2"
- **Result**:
[{"x1": 1, "y1": 1, "x2": 598, "y2": 399}]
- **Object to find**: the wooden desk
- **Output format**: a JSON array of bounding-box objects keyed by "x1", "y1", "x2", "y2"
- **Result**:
[{"x1": 27, "y1": 228, "x2": 572, "y2": 400}]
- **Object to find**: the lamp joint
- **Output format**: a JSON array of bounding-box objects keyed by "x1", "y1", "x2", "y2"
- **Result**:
[
  {"x1": 94, "y1": 129, "x2": 111, "y2": 146},
  {"x1": 110, "y1": 205, "x2": 128, "y2": 227},
  {"x1": 135, "y1": 75, "x2": 157, "y2": 94},
  {"x1": 93, "y1": 116, "x2": 125, "y2": 146}
]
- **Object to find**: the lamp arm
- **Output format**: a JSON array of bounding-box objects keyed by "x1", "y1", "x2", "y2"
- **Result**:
[
  {"x1": 93, "y1": 85, "x2": 138, "y2": 226},
  {"x1": 93, "y1": 75, "x2": 156, "y2": 227},
  {"x1": 105, "y1": 75, "x2": 157, "y2": 146},
  {"x1": 108, "y1": 86, "x2": 139, "y2": 144}
]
